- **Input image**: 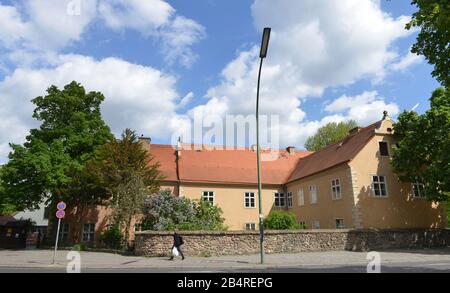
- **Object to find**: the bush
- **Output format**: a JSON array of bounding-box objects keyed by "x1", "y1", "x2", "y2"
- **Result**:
[
  {"x1": 72, "y1": 243, "x2": 87, "y2": 251},
  {"x1": 140, "y1": 189, "x2": 226, "y2": 231},
  {"x1": 264, "y1": 211, "x2": 300, "y2": 230},
  {"x1": 99, "y1": 224, "x2": 123, "y2": 249}
]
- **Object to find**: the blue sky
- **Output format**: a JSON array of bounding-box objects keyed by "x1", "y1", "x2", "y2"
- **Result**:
[{"x1": 0, "y1": 0, "x2": 441, "y2": 162}]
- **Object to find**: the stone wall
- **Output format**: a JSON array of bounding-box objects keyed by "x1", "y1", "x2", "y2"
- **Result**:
[{"x1": 134, "y1": 229, "x2": 450, "y2": 257}]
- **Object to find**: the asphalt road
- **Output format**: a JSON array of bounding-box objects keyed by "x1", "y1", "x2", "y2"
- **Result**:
[{"x1": 2, "y1": 260, "x2": 450, "y2": 273}]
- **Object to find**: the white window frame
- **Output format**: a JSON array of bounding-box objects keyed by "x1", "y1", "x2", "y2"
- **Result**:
[
  {"x1": 378, "y1": 140, "x2": 390, "y2": 157},
  {"x1": 202, "y1": 191, "x2": 215, "y2": 204},
  {"x1": 309, "y1": 185, "x2": 318, "y2": 204},
  {"x1": 287, "y1": 192, "x2": 293, "y2": 208},
  {"x1": 245, "y1": 223, "x2": 256, "y2": 231},
  {"x1": 371, "y1": 175, "x2": 388, "y2": 197},
  {"x1": 274, "y1": 192, "x2": 285, "y2": 208},
  {"x1": 335, "y1": 218, "x2": 345, "y2": 229},
  {"x1": 311, "y1": 220, "x2": 320, "y2": 229},
  {"x1": 412, "y1": 182, "x2": 426, "y2": 198},
  {"x1": 244, "y1": 192, "x2": 256, "y2": 208},
  {"x1": 298, "y1": 188, "x2": 305, "y2": 206},
  {"x1": 331, "y1": 178, "x2": 342, "y2": 200},
  {"x1": 299, "y1": 221, "x2": 307, "y2": 228},
  {"x1": 82, "y1": 223, "x2": 95, "y2": 243},
  {"x1": 60, "y1": 223, "x2": 69, "y2": 244}
]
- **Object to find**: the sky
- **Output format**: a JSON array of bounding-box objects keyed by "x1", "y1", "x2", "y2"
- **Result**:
[{"x1": 0, "y1": 0, "x2": 442, "y2": 163}]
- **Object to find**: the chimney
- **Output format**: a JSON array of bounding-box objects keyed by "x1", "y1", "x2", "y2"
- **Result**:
[
  {"x1": 349, "y1": 127, "x2": 361, "y2": 135},
  {"x1": 138, "y1": 135, "x2": 151, "y2": 151},
  {"x1": 382, "y1": 110, "x2": 389, "y2": 120},
  {"x1": 251, "y1": 144, "x2": 257, "y2": 152},
  {"x1": 286, "y1": 146, "x2": 296, "y2": 154},
  {"x1": 176, "y1": 137, "x2": 182, "y2": 158}
]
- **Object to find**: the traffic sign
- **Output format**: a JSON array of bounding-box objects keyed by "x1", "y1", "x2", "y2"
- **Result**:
[
  {"x1": 57, "y1": 201, "x2": 66, "y2": 210},
  {"x1": 56, "y1": 210, "x2": 65, "y2": 219}
]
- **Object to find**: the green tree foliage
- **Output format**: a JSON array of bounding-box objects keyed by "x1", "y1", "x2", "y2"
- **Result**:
[
  {"x1": 0, "y1": 167, "x2": 16, "y2": 215},
  {"x1": 304, "y1": 120, "x2": 358, "y2": 151},
  {"x1": 406, "y1": 0, "x2": 450, "y2": 88},
  {"x1": 391, "y1": 87, "x2": 450, "y2": 202},
  {"x1": 99, "y1": 224, "x2": 123, "y2": 250},
  {"x1": 141, "y1": 190, "x2": 226, "y2": 231},
  {"x1": 85, "y1": 129, "x2": 162, "y2": 197},
  {"x1": 84, "y1": 129, "x2": 163, "y2": 244},
  {"x1": 0, "y1": 82, "x2": 113, "y2": 210},
  {"x1": 264, "y1": 211, "x2": 300, "y2": 230}
]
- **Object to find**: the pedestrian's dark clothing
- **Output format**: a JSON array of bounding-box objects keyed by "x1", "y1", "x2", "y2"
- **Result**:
[{"x1": 170, "y1": 233, "x2": 185, "y2": 260}]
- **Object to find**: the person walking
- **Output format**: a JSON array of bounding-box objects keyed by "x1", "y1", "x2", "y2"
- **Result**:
[{"x1": 170, "y1": 231, "x2": 185, "y2": 260}]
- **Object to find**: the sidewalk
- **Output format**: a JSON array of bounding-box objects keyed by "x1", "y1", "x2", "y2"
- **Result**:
[{"x1": 1, "y1": 248, "x2": 450, "y2": 269}]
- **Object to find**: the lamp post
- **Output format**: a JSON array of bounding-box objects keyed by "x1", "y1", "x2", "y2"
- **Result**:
[{"x1": 256, "y1": 27, "x2": 271, "y2": 265}]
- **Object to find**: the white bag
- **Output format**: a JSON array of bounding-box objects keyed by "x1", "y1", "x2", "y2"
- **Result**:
[{"x1": 172, "y1": 246, "x2": 179, "y2": 257}]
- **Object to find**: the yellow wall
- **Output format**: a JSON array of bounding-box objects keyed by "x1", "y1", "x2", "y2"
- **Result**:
[
  {"x1": 286, "y1": 164, "x2": 355, "y2": 229},
  {"x1": 348, "y1": 119, "x2": 447, "y2": 228},
  {"x1": 180, "y1": 182, "x2": 285, "y2": 230}
]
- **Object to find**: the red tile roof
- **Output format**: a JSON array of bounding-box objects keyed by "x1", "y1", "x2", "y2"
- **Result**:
[
  {"x1": 287, "y1": 121, "x2": 380, "y2": 182},
  {"x1": 149, "y1": 121, "x2": 381, "y2": 186},
  {"x1": 149, "y1": 145, "x2": 310, "y2": 185}
]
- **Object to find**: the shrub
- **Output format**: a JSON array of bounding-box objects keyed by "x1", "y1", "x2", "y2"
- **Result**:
[
  {"x1": 140, "y1": 190, "x2": 226, "y2": 231},
  {"x1": 99, "y1": 224, "x2": 123, "y2": 249},
  {"x1": 264, "y1": 211, "x2": 300, "y2": 230},
  {"x1": 72, "y1": 243, "x2": 87, "y2": 251}
]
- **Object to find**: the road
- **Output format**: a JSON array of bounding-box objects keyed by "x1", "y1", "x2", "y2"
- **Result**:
[{"x1": 1, "y1": 248, "x2": 450, "y2": 273}]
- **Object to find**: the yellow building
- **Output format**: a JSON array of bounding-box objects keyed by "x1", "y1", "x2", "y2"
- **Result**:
[
  {"x1": 63, "y1": 113, "x2": 446, "y2": 245},
  {"x1": 150, "y1": 113, "x2": 446, "y2": 230}
]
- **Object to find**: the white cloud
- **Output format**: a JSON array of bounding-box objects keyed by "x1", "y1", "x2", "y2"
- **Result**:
[
  {"x1": 96, "y1": 0, "x2": 206, "y2": 67},
  {"x1": 98, "y1": 0, "x2": 174, "y2": 32},
  {"x1": 0, "y1": 0, "x2": 204, "y2": 67},
  {"x1": 0, "y1": 54, "x2": 190, "y2": 163},
  {"x1": 187, "y1": 0, "x2": 410, "y2": 148},
  {"x1": 389, "y1": 50, "x2": 423, "y2": 72},
  {"x1": 325, "y1": 91, "x2": 399, "y2": 125},
  {"x1": 325, "y1": 91, "x2": 379, "y2": 113}
]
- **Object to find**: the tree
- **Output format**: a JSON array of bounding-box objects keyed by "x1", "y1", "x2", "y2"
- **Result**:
[
  {"x1": 0, "y1": 81, "x2": 113, "y2": 210},
  {"x1": 141, "y1": 190, "x2": 226, "y2": 231},
  {"x1": 406, "y1": 0, "x2": 450, "y2": 88},
  {"x1": 0, "y1": 167, "x2": 16, "y2": 215},
  {"x1": 85, "y1": 129, "x2": 163, "y2": 244},
  {"x1": 391, "y1": 87, "x2": 450, "y2": 202},
  {"x1": 304, "y1": 120, "x2": 358, "y2": 151}
]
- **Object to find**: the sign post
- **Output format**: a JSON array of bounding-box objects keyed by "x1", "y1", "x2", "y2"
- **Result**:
[{"x1": 52, "y1": 201, "x2": 66, "y2": 265}]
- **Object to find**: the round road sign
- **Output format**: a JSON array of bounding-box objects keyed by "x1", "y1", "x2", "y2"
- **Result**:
[
  {"x1": 57, "y1": 201, "x2": 66, "y2": 210},
  {"x1": 56, "y1": 210, "x2": 65, "y2": 219}
]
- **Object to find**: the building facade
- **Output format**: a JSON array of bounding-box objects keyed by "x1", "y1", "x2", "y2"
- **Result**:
[{"x1": 61, "y1": 113, "x2": 447, "y2": 246}]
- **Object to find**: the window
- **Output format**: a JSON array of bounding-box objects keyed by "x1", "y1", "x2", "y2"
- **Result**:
[
  {"x1": 82, "y1": 223, "x2": 95, "y2": 242},
  {"x1": 59, "y1": 223, "x2": 69, "y2": 244},
  {"x1": 244, "y1": 192, "x2": 256, "y2": 208},
  {"x1": 245, "y1": 223, "x2": 256, "y2": 231},
  {"x1": 274, "y1": 192, "x2": 285, "y2": 207},
  {"x1": 331, "y1": 178, "x2": 342, "y2": 200},
  {"x1": 412, "y1": 183, "x2": 426, "y2": 198},
  {"x1": 287, "y1": 192, "x2": 293, "y2": 208},
  {"x1": 202, "y1": 191, "x2": 215, "y2": 204},
  {"x1": 372, "y1": 176, "x2": 388, "y2": 197},
  {"x1": 309, "y1": 185, "x2": 318, "y2": 204},
  {"x1": 379, "y1": 141, "x2": 389, "y2": 156},
  {"x1": 335, "y1": 219, "x2": 345, "y2": 229},
  {"x1": 311, "y1": 220, "x2": 320, "y2": 229},
  {"x1": 299, "y1": 221, "x2": 307, "y2": 228},
  {"x1": 298, "y1": 189, "x2": 305, "y2": 206},
  {"x1": 43, "y1": 207, "x2": 50, "y2": 220}
]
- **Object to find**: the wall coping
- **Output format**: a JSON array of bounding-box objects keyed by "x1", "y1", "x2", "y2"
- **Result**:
[{"x1": 135, "y1": 228, "x2": 450, "y2": 236}]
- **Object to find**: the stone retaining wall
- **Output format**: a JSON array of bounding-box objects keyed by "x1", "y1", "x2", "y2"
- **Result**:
[{"x1": 134, "y1": 229, "x2": 450, "y2": 257}]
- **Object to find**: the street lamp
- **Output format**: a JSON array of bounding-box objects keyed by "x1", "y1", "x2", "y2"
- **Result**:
[{"x1": 256, "y1": 27, "x2": 271, "y2": 264}]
